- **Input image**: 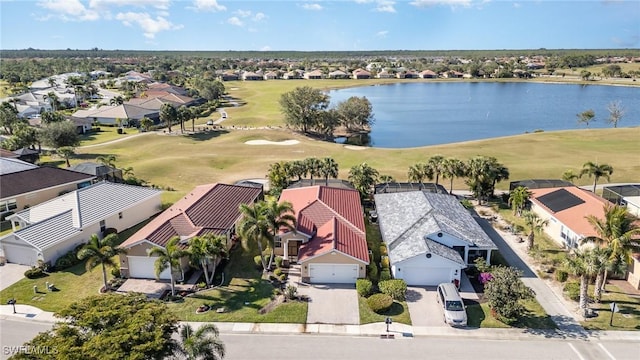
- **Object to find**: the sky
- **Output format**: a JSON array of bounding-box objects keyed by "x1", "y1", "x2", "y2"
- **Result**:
[{"x1": 1, "y1": 0, "x2": 638, "y2": 51}]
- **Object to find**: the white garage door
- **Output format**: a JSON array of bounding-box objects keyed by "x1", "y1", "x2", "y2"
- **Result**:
[
  {"x1": 309, "y1": 263, "x2": 359, "y2": 284},
  {"x1": 402, "y1": 267, "x2": 452, "y2": 286},
  {"x1": 2, "y1": 243, "x2": 38, "y2": 266},
  {"x1": 127, "y1": 256, "x2": 171, "y2": 279}
]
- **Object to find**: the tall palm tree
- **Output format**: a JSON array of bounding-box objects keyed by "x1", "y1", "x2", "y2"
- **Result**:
[
  {"x1": 176, "y1": 323, "x2": 225, "y2": 360},
  {"x1": 522, "y1": 211, "x2": 548, "y2": 251},
  {"x1": 564, "y1": 248, "x2": 600, "y2": 317},
  {"x1": 96, "y1": 154, "x2": 117, "y2": 168},
  {"x1": 442, "y1": 157, "x2": 467, "y2": 194},
  {"x1": 149, "y1": 236, "x2": 188, "y2": 297},
  {"x1": 304, "y1": 157, "x2": 323, "y2": 185},
  {"x1": 320, "y1": 157, "x2": 339, "y2": 186},
  {"x1": 109, "y1": 96, "x2": 124, "y2": 106},
  {"x1": 407, "y1": 163, "x2": 427, "y2": 190},
  {"x1": 262, "y1": 199, "x2": 297, "y2": 269},
  {"x1": 580, "y1": 161, "x2": 613, "y2": 193},
  {"x1": 44, "y1": 92, "x2": 59, "y2": 111},
  {"x1": 77, "y1": 233, "x2": 126, "y2": 292},
  {"x1": 56, "y1": 146, "x2": 75, "y2": 167},
  {"x1": 508, "y1": 186, "x2": 532, "y2": 216},
  {"x1": 348, "y1": 162, "x2": 379, "y2": 201},
  {"x1": 426, "y1": 155, "x2": 445, "y2": 187},
  {"x1": 583, "y1": 204, "x2": 640, "y2": 300},
  {"x1": 189, "y1": 236, "x2": 212, "y2": 286},
  {"x1": 189, "y1": 234, "x2": 228, "y2": 286},
  {"x1": 238, "y1": 202, "x2": 271, "y2": 272},
  {"x1": 160, "y1": 103, "x2": 177, "y2": 133}
]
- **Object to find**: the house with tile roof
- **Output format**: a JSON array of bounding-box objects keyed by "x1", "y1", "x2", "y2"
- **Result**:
[
  {"x1": 304, "y1": 70, "x2": 324, "y2": 80},
  {"x1": 118, "y1": 183, "x2": 263, "y2": 280},
  {"x1": 276, "y1": 186, "x2": 369, "y2": 284},
  {"x1": 0, "y1": 165, "x2": 95, "y2": 219},
  {"x1": 0, "y1": 182, "x2": 161, "y2": 266},
  {"x1": 374, "y1": 191, "x2": 497, "y2": 286},
  {"x1": 529, "y1": 186, "x2": 609, "y2": 248}
]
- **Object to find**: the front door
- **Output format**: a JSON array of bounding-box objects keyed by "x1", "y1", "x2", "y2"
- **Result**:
[{"x1": 288, "y1": 241, "x2": 299, "y2": 264}]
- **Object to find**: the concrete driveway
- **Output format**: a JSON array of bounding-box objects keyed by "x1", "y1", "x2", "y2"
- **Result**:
[
  {"x1": 406, "y1": 287, "x2": 447, "y2": 327},
  {"x1": 0, "y1": 263, "x2": 31, "y2": 291},
  {"x1": 300, "y1": 283, "x2": 359, "y2": 325}
]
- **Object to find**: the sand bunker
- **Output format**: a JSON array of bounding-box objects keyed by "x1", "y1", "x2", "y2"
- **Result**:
[
  {"x1": 245, "y1": 139, "x2": 300, "y2": 146},
  {"x1": 344, "y1": 145, "x2": 367, "y2": 150}
]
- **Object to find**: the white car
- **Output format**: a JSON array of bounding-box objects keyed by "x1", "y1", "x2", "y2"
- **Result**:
[{"x1": 206, "y1": 120, "x2": 214, "y2": 126}]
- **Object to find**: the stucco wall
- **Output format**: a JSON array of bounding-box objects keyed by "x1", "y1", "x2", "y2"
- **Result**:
[
  {"x1": 301, "y1": 252, "x2": 366, "y2": 278},
  {"x1": 390, "y1": 252, "x2": 463, "y2": 283},
  {"x1": 627, "y1": 258, "x2": 640, "y2": 290},
  {"x1": 530, "y1": 203, "x2": 576, "y2": 248}
]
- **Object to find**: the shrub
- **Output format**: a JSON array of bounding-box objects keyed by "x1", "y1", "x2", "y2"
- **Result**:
[
  {"x1": 274, "y1": 268, "x2": 283, "y2": 277},
  {"x1": 474, "y1": 257, "x2": 491, "y2": 273},
  {"x1": 555, "y1": 270, "x2": 568, "y2": 283},
  {"x1": 356, "y1": 278, "x2": 373, "y2": 297},
  {"x1": 378, "y1": 279, "x2": 407, "y2": 301},
  {"x1": 275, "y1": 256, "x2": 284, "y2": 268},
  {"x1": 379, "y1": 245, "x2": 388, "y2": 256},
  {"x1": 367, "y1": 293, "x2": 394, "y2": 313},
  {"x1": 253, "y1": 255, "x2": 268, "y2": 269},
  {"x1": 380, "y1": 256, "x2": 390, "y2": 269},
  {"x1": 111, "y1": 267, "x2": 121, "y2": 278},
  {"x1": 367, "y1": 263, "x2": 379, "y2": 283},
  {"x1": 379, "y1": 268, "x2": 392, "y2": 281},
  {"x1": 55, "y1": 250, "x2": 82, "y2": 270},
  {"x1": 285, "y1": 285, "x2": 297, "y2": 301},
  {"x1": 279, "y1": 273, "x2": 287, "y2": 281},
  {"x1": 24, "y1": 267, "x2": 45, "y2": 279},
  {"x1": 478, "y1": 272, "x2": 493, "y2": 285},
  {"x1": 563, "y1": 281, "x2": 580, "y2": 301}
]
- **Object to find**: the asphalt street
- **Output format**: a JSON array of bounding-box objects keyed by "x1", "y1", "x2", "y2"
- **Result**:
[{"x1": 0, "y1": 319, "x2": 53, "y2": 360}]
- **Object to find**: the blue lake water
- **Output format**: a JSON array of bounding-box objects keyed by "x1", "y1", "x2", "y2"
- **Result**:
[{"x1": 328, "y1": 82, "x2": 640, "y2": 148}]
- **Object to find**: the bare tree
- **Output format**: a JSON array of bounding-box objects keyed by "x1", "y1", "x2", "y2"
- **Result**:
[{"x1": 606, "y1": 100, "x2": 624, "y2": 128}]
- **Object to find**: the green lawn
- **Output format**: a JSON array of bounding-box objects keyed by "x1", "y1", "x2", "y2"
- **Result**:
[
  {"x1": 465, "y1": 299, "x2": 556, "y2": 329},
  {"x1": 79, "y1": 125, "x2": 143, "y2": 146},
  {"x1": 358, "y1": 297, "x2": 412, "y2": 325},
  {"x1": 580, "y1": 284, "x2": 640, "y2": 331}
]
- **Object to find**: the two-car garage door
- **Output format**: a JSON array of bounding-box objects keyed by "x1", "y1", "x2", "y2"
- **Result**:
[
  {"x1": 309, "y1": 264, "x2": 358, "y2": 284},
  {"x1": 127, "y1": 256, "x2": 171, "y2": 280},
  {"x1": 401, "y1": 267, "x2": 452, "y2": 286}
]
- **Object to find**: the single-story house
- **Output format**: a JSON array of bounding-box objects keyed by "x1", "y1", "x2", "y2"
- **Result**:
[
  {"x1": 352, "y1": 69, "x2": 371, "y2": 79},
  {"x1": 242, "y1": 71, "x2": 263, "y2": 81},
  {"x1": 419, "y1": 70, "x2": 438, "y2": 79},
  {"x1": 374, "y1": 191, "x2": 497, "y2": 286},
  {"x1": 263, "y1": 71, "x2": 279, "y2": 80},
  {"x1": 72, "y1": 104, "x2": 159, "y2": 126},
  {"x1": 376, "y1": 70, "x2": 394, "y2": 79},
  {"x1": 0, "y1": 182, "x2": 162, "y2": 266},
  {"x1": 304, "y1": 70, "x2": 324, "y2": 80},
  {"x1": 328, "y1": 70, "x2": 349, "y2": 79},
  {"x1": 276, "y1": 186, "x2": 369, "y2": 284},
  {"x1": 118, "y1": 183, "x2": 263, "y2": 280},
  {"x1": 0, "y1": 165, "x2": 95, "y2": 218},
  {"x1": 283, "y1": 71, "x2": 303, "y2": 80},
  {"x1": 529, "y1": 186, "x2": 609, "y2": 248},
  {"x1": 602, "y1": 184, "x2": 640, "y2": 217}
]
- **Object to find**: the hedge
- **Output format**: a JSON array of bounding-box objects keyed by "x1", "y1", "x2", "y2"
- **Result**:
[
  {"x1": 367, "y1": 293, "x2": 393, "y2": 313},
  {"x1": 378, "y1": 279, "x2": 407, "y2": 301},
  {"x1": 379, "y1": 268, "x2": 392, "y2": 281},
  {"x1": 24, "y1": 267, "x2": 45, "y2": 279},
  {"x1": 356, "y1": 278, "x2": 373, "y2": 297},
  {"x1": 563, "y1": 281, "x2": 580, "y2": 301}
]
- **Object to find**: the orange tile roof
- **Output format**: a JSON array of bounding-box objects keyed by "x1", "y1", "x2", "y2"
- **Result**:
[
  {"x1": 279, "y1": 186, "x2": 369, "y2": 263},
  {"x1": 530, "y1": 186, "x2": 609, "y2": 238}
]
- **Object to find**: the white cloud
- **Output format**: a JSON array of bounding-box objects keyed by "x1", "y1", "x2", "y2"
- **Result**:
[
  {"x1": 254, "y1": 12, "x2": 266, "y2": 21},
  {"x1": 410, "y1": 0, "x2": 473, "y2": 8},
  {"x1": 235, "y1": 9, "x2": 252, "y2": 18},
  {"x1": 89, "y1": 0, "x2": 171, "y2": 10},
  {"x1": 354, "y1": 0, "x2": 396, "y2": 13},
  {"x1": 260, "y1": 46, "x2": 271, "y2": 51},
  {"x1": 191, "y1": 0, "x2": 226, "y2": 12},
  {"x1": 116, "y1": 12, "x2": 183, "y2": 39},
  {"x1": 227, "y1": 16, "x2": 243, "y2": 26},
  {"x1": 513, "y1": 3, "x2": 521, "y2": 8},
  {"x1": 376, "y1": 30, "x2": 389, "y2": 38},
  {"x1": 302, "y1": 3, "x2": 323, "y2": 11},
  {"x1": 233, "y1": 10, "x2": 266, "y2": 21},
  {"x1": 37, "y1": 0, "x2": 100, "y2": 21}
]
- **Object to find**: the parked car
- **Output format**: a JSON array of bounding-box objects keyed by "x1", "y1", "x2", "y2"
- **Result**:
[
  {"x1": 436, "y1": 282, "x2": 467, "y2": 327},
  {"x1": 206, "y1": 120, "x2": 214, "y2": 126}
]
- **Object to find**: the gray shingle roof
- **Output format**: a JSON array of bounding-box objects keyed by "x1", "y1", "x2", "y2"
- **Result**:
[{"x1": 374, "y1": 191, "x2": 495, "y2": 264}]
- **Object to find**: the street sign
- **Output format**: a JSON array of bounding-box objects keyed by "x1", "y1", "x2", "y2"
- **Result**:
[{"x1": 609, "y1": 302, "x2": 619, "y2": 313}]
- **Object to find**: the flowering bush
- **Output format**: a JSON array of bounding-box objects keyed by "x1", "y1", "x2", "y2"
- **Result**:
[{"x1": 478, "y1": 272, "x2": 494, "y2": 284}]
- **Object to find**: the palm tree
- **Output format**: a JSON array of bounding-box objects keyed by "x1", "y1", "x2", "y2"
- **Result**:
[
  {"x1": 320, "y1": 157, "x2": 339, "y2": 186},
  {"x1": 189, "y1": 234, "x2": 228, "y2": 286},
  {"x1": 148, "y1": 236, "x2": 188, "y2": 297},
  {"x1": 580, "y1": 161, "x2": 613, "y2": 193},
  {"x1": 379, "y1": 175, "x2": 395, "y2": 185},
  {"x1": 407, "y1": 163, "x2": 427, "y2": 190},
  {"x1": 583, "y1": 204, "x2": 640, "y2": 301},
  {"x1": 96, "y1": 154, "x2": 117, "y2": 168},
  {"x1": 304, "y1": 157, "x2": 323, "y2": 185},
  {"x1": 508, "y1": 186, "x2": 532, "y2": 216},
  {"x1": 56, "y1": 146, "x2": 75, "y2": 167},
  {"x1": 348, "y1": 162, "x2": 379, "y2": 201},
  {"x1": 109, "y1": 96, "x2": 124, "y2": 106},
  {"x1": 238, "y1": 202, "x2": 270, "y2": 272},
  {"x1": 442, "y1": 157, "x2": 467, "y2": 194},
  {"x1": 176, "y1": 323, "x2": 225, "y2": 360},
  {"x1": 562, "y1": 169, "x2": 579, "y2": 183},
  {"x1": 44, "y1": 92, "x2": 59, "y2": 111},
  {"x1": 426, "y1": 155, "x2": 445, "y2": 187},
  {"x1": 262, "y1": 199, "x2": 297, "y2": 269},
  {"x1": 160, "y1": 103, "x2": 178, "y2": 133},
  {"x1": 564, "y1": 248, "x2": 600, "y2": 317},
  {"x1": 191, "y1": 107, "x2": 199, "y2": 132},
  {"x1": 77, "y1": 233, "x2": 126, "y2": 292},
  {"x1": 178, "y1": 105, "x2": 191, "y2": 134},
  {"x1": 288, "y1": 160, "x2": 306, "y2": 182},
  {"x1": 522, "y1": 211, "x2": 548, "y2": 251}
]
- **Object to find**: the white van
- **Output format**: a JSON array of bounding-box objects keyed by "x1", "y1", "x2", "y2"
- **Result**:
[{"x1": 436, "y1": 283, "x2": 467, "y2": 327}]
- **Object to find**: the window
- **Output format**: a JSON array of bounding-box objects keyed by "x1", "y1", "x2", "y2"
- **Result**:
[
  {"x1": 275, "y1": 238, "x2": 282, "y2": 248},
  {"x1": 0, "y1": 199, "x2": 17, "y2": 214},
  {"x1": 100, "y1": 220, "x2": 106, "y2": 232}
]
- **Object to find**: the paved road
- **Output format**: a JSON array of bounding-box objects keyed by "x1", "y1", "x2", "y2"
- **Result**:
[
  {"x1": 218, "y1": 333, "x2": 640, "y2": 360},
  {"x1": 0, "y1": 319, "x2": 53, "y2": 360}
]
